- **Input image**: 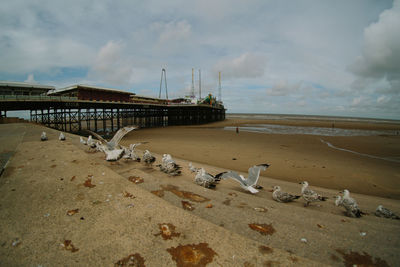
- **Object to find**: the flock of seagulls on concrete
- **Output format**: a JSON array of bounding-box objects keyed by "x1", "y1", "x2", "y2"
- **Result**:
[{"x1": 40, "y1": 127, "x2": 399, "y2": 220}]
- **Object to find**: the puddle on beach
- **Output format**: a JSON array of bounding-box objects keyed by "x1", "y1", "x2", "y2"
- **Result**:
[{"x1": 167, "y1": 243, "x2": 217, "y2": 267}]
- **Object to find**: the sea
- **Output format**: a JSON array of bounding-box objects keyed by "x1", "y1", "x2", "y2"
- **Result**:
[{"x1": 225, "y1": 113, "x2": 400, "y2": 137}]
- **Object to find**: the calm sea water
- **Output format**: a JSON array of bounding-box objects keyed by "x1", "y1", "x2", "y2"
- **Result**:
[{"x1": 225, "y1": 113, "x2": 400, "y2": 137}]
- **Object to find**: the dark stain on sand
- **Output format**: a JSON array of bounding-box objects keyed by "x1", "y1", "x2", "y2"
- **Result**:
[
  {"x1": 222, "y1": 198, "x2": 231, "y2": 206},
  {"x1": 167, "y1": 243, "x2": 216, "y2": 267},
  {"x1": 259, "y1": 245, "x2": 273, "y2": 254},
  {"x1": 115, "y1": 253, "x2": 145, "y2": 267},
  {"x1": 335, "y1": 249, "x2": 389, "y2": 267},
  {"x1": 83, "y1": 178, "x2": 95, "y2": 188},
  {"x1": 62, "y1": 240, "x2": 79, "y2": 253},
  {"x1": 155, "y1": 223, "x2": 181, "y2": 240},
  {"x1": 151, "y1": 190, "x2": 165, "y2": 197},
  {"x1": 160, "y1": 184, "x2": 210, "y2": 202},
  {"x1": 128, "y1": 176, "x2": 144, "y2": 184},
  {"x1": 249, "y1": 223, "x2": 276, "y2": 236},
  {"x1": 181, "y1": 201, "x2": 195, "y2": 211}
]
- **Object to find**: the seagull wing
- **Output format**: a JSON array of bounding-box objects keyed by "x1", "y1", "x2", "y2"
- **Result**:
[
  {"x1": 220, "y1": 171, "x2": 245, "y2": 184},
  {"x1": 109, "y1": 126, "x2": 138, "y2": 148},
  {"x1": 86, "y1": 130, "x2": 108, "y2": 145},
  {"x1": 246, "y1": 164, "x2": 269, "y2": 186}
]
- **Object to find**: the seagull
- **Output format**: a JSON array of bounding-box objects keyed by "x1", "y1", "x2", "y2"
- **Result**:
[
  {"x1": 336, "y1": 189, "x2": 364, "y2": 217},
  {"x1": 272, "y1": 186, "x2": 300, "y2": 203},
  {"x1": 86, "y1": 126, "x2": 138, "y2": 161},
  {"x1": 375, "y1": 205, "x2": 400, "y2": 219},
  {"x1": 80, "y1": 136, "x2": 87, "y2": 145},
  {"x1": 219, "y1": 164, "x2": 270, "y2": 194},
  {"x1": 157, "y1": 154, "x2": 181, "y2": 175},
  {"x1": 143, "y1": 150, "x2": 156, "y2": 166},
  {"x1": 59, "y1": 132, "x2": 66, "y2": 141},
  {"x1": 189, "y1": 162, "x2": 200, "y2": 173},
  {"x1": 122, "y1": 142, "x2": 148, "y2": 161},
  {"x1": 194, "y1": 168, "x2": 223, "y2": 189},
  {"x1": 87, "y1": 135, "x2": 97, "y2": 148},
  {"x1": 299, "y1": 181, "x2": 328, "y2": 207},
  {"x1": 41, "y1": 132, "x2": 48, "y2": 141}
]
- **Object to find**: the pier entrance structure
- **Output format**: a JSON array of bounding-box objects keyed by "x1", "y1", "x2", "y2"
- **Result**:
[{"x1": 0, "y1": 83, "x2": 225, "y2": 133}]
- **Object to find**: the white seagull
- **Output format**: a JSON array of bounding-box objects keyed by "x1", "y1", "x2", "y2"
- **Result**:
[
  {"x1": 59, "y1": 132, "x2": 66, "y2": 141},
  {"x1": 142, "y1": 150, "x2": 156, "y2": 166},
  {"x1": 189, "y1": 162, "x2": 200, "y2": 173},
  {"x1": 194, "y1": 168, "x2": 223, "y2": 189},
  {"x1": 375, "y1": 205, "x2": 400, "y2": 219},
  {"x1": 157, "y1": 154, "x2": 181, "y2": 175},
  {"x1": 122, "y1": 142, "x2": 148, "y2": 161},
  {"x1": 335, "y1": 189, "x2": 364, "y2": 217},
  {"x1": 272, "y1": 186, "x2": 300, "y2": 203},
  {"x1": 86, "y1": 126, "x2": 138, "y2": 161},
  {"x1": 219, "y1": 164, "x2": 270, "y2": 194},
  {"x1": 41, "y1": 132, "x2": 48, "y2": 141},
  {"x1": 299, "y1": 181, "x2": 328, "y2": 207},
  {"x1": 80, "y1": 136, "x2": 87, "y2": 145}
]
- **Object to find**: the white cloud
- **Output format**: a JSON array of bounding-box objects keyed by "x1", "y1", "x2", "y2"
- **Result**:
[
  {"x1": 152, "y1": 20, "x2": 192, "y2": 44},
  {"x1": 266, "y1": 80, "x2": 302, "y2": 96},
  {"x1": 212, "y1": 53, "x2": 267, "y2": 80}
]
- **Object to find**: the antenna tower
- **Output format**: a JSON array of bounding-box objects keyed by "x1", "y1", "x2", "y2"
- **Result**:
[
  {"x1": 159, "y1": 68, "x2": 168, "y2": 99},
  {"x1": 218, "y1": 71, "x2": 222, "y2": 101},
  {"x1": 199, "y1": 69, "x2": 201, "y2": 99},
  {"x1": 191, "y1": 68, "x2": 195, "y2": 98}
]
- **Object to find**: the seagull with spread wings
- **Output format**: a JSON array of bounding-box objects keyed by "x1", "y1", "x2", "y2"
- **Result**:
[
  {"x1": 86, "y1": 126, "x2": 138, "y2": 161},
  {"x1": 219, "y1": 164, "x2": 270, "y2": 194}
]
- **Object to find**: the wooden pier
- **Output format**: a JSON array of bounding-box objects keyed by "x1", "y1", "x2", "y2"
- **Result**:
[{"x1": 1, "y1": 96, "x2": 225, "y2": 133}]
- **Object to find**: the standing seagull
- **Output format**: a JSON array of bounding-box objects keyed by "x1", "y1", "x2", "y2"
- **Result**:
[
  {"x1": 335, "y1": 189, "x2": 364, "y2": 217},
  {"x1": 194, "y1": 168, "x2": 223, "y2": 189},
  {"x1": 272, "y1": 186, "x2": 300, "y2": 203},
  {"x1": 142, "y1": 150, "x2": 156, "y2": 166},
  {"x1": 41, "y1": 132, "x2": 48, "y2": 141},
  {"x1": 157, "y1": 154, "x2": 181, "y2": 175},
  {"x1": 189, "y1": 162, "x2": 200, "y2": 173},
  {"x1": 375, "y1": 205, "x2": 400, "y2": 219},
  {"x1": 86, "y1": 126, "x2": 138, "y2": 161},
  {"x1": 80, "y1": 136, "x2": 87, "y2": 145},
  {"x1": 59, "y1": 132, "x2": 66, "y2": 141},
  {"x1": 219, "y1": 164, "x2": 270, "y2": 194},
  {"x1": 299, "y1": 181, "x2": 328, "y2": 207}
]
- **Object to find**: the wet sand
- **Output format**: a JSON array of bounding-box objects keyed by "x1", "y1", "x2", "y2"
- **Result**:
[{"x1": 122, "y1": 118, "x2": 400, "y2": 199}]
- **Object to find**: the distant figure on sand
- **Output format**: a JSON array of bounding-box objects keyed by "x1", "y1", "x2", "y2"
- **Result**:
[{"x1": 236, "y1": 126, "x2": 239, "y2": 134}]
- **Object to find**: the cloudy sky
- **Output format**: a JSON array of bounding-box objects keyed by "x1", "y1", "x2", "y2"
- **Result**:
[{"x1": 1, "y1": 0, "x2": 399, "y2": 119}]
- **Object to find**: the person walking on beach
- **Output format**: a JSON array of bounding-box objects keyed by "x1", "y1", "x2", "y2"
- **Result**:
[{"x1": 236, "y1": 126, "x2": 239, "y2": 134}]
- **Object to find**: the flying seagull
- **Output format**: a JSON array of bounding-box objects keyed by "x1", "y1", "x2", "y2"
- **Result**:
[
  {"x1": 272, "y1": 186, "x2": 300, "y2": 203},
  {"x1": 86, "y1": 126, "x2": 138, "y2": 161},
  {"x1": 41, "y1": 132, "x2": 48, "y2": 141},
  {"x1": 194, "y1": 168, "x2": 223, "y2": 189},
  {"x1": 157, "y1": 154, "x2": 181, "y2": 175},
  {"x1": 299, "y1": 181, "x2": 328, "y2": 207},
  {"x1": 375, "y1": 205, "x2": 400, "y2": 219},
  {"x1": 335, "y1": 189, "x2": 364, "y2": 217},
  {"x1": 59, "y1": 132, "x2": 66, "y2": 141},
  {"x1": 143, "y1": 150, "x2": 156, "y2": 166},
  {"x1": 219, "y1": 164, "x2": 270, "y2": 194}
]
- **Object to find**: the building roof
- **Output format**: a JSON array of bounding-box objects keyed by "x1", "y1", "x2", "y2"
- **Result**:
[
  {"x1": 0, "y1": 81, "x2": 55, "y2": 90},
  {"x1": 49, "y1": 84, "x2": 134, "y2": 95}
]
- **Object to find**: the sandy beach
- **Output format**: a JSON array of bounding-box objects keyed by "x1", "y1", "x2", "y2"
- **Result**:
[{"x1": 1, "y1": 120, "x2": 400, "y2": 266}]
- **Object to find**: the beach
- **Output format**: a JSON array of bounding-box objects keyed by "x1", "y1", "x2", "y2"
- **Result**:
[{"x1": 1, "y1": 120, "x2": 400, "y2": 266}]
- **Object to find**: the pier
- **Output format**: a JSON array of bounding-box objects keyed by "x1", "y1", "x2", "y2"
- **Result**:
[{"x1": 0, "y1": 84, "x2": 225, "y2": 133}]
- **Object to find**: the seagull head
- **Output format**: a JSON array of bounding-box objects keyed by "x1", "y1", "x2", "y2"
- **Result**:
[
  {"x1": 299, "y1": 181, "x2": 308, "y2": 187},
  {"x1": 273, "y1": 185, "x2": 281, "y2": 191}
]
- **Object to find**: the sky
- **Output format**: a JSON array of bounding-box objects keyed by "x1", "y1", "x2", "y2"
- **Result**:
[{"x1": 1, "y1": 0, "x2": 399, "y2": 120}]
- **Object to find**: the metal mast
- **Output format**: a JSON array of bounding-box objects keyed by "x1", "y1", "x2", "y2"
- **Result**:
[
  {"x1": 159, "y1": 68, "x2": 168, "y2": 99},
  {"x1": 191, "y1": 68, "x2": 195, "y2": 98},
  {"x1": 218, "y1": 71, "x2": 221, "y2": 101},
  {"x1": 199, "y1": 69, "x2": 201, "y2": 99}
]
